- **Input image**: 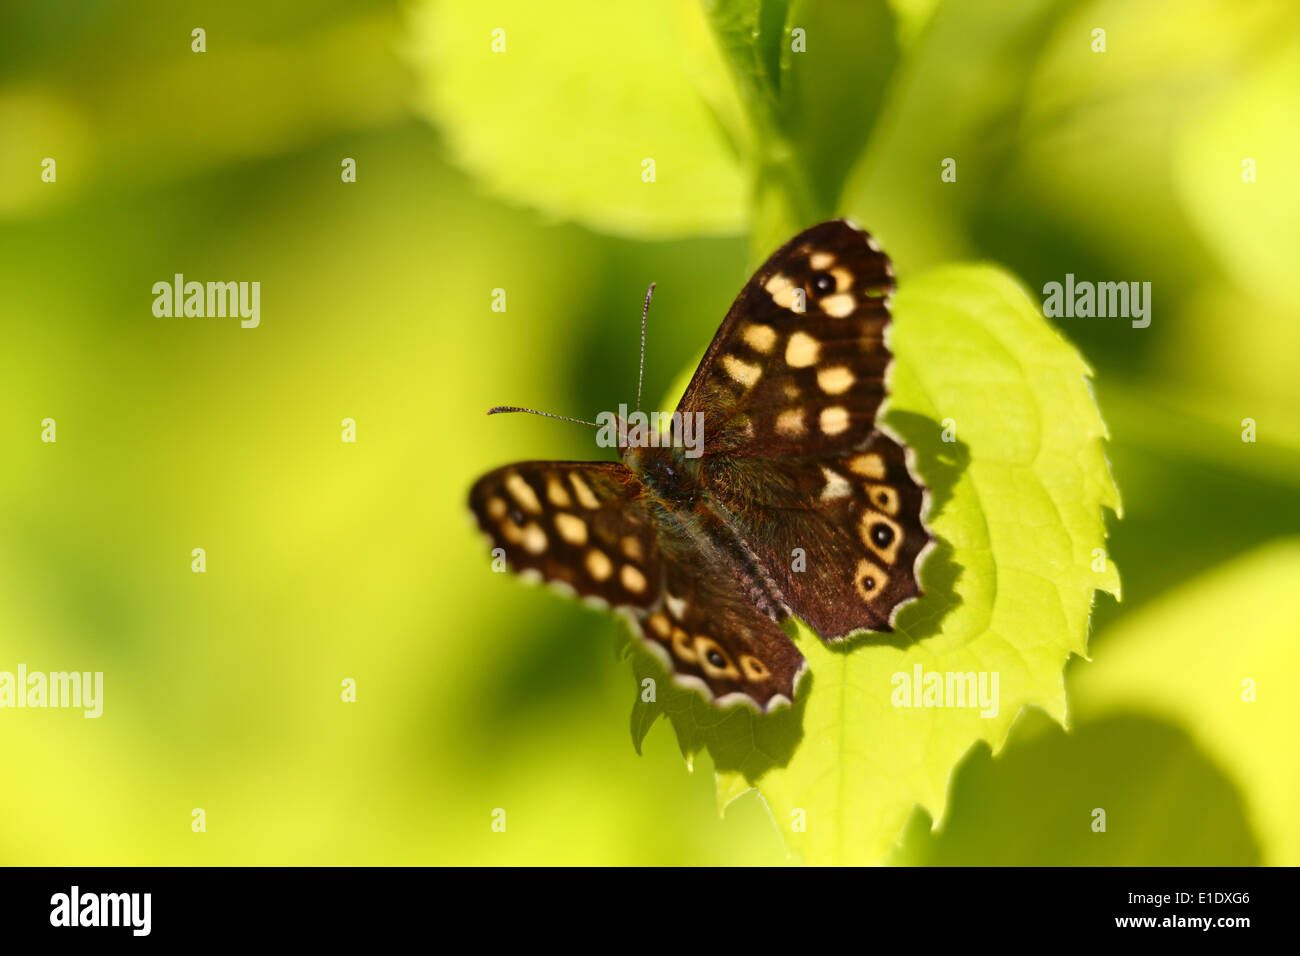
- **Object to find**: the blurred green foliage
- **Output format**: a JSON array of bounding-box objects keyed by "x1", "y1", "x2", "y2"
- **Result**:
[{"x1": 1, "y1": 0, "x2": 1296, "y2": 864}]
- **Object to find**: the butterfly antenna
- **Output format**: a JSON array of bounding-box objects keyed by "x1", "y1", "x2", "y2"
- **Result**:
[
  {"x1": 486, "y1": 406, "x2": 600, "y2": 428},
  {"x1": 636, "y1": 282, "x2": 655, "y2": 411}
]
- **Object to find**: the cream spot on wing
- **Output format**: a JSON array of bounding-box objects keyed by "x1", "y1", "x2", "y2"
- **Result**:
[
  {"x1": 620, "y1": 564, "x2": 647, "y2": 594},
  {"x1": 855, "y1": 557, "x2": 887, "y2": 602},
  {"x1": 648, "y1": 612, "x2": 671, "y2": 638},
  {"x1": 820, "y1": 466, "x2": 851, "y2": 501},
  {"x1": 521, "y1": 522, "x2": 547, "y2": 554},
  {"x1": 505, "y1": 472, "x2": 542, "y2": 513},
  {"x1": 695, "y1": 637, "x2": 740, "y2": 679},
  {"x1": 665, "y1": 592, "x2": 687, "y2": 620},
  {"x1": 809, "y1": 251, "x2": 835, "y2": 270},
  {"x1": 776, "y1": 408, "x2": 805, "y2": 436},
  {"x1": 866, "y1": 483, "x2": 900, "y2": 516},
  {"x1": 569, "y1": 473, "x2": 601, "y2": 509},
  {"x1": 786, "y1": 331, "x2": 819, "y2": 367},
  {"x1": 783, "y1": 383, "x2": 800, "y2": 400},
  {"x1": 585, "y1": 548, "x2": 613, "y2": 580},
  {"x1": 722, "y1": 354, "x2": 762, "y2": 388},
  {"x1": 546, "y1": 476, "x2": 572, "y2": 508},
  {"x1": 820, "y1": 405, "x2": 850, "y2": 435},
  {"x1": 848, "y1": 452, "x2": 886, "y2": 478},
  {"x1": 670, "y1": 627, "x2": 696, "y2": 662},
  {"x1": 830, "y1": 266, "x2": 853, "y2": 292},
  {"x1": 554, "y1": 512, "x2": 587, "y2": 545},
  {"x1": 486, "y1": 496, "x2": 507, "y2": 520},
  {"x1": 621, "y1": 535, "x2": 643, "y2": 560},
  {"x1": 765, "y1": 273, "x2": 798, "y2": 309},
  {"x1": 743, "y1": 323, "x2": 776, "y2": 353},
  {"x1": 820, "y1": 293, "x2": 856, "y2": 318},
  {"x1": 847, "y1": 450, "x2": 889, "y2": 476},
  {"x1": 740, "y1": 654, "x2": 771, "y2": 681},
  {"x1": 817, "y1": 365, "x2": 854, "y2": 395},
  {"x1": 859, "y1": 511, "x2": 902, "y2": 564}
]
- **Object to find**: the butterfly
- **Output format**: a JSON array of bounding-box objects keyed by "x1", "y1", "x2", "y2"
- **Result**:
[{"x1": 469, "y1": 220, "x2": 932, "y2": 712}]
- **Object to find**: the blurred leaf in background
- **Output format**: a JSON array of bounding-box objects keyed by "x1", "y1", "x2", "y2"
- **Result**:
[{"x1": 409, "y1": 0, "x2": 751, "y2": 237}]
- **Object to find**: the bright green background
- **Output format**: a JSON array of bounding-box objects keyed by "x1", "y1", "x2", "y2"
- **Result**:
[{"x1": 1, "y1": 0, "x2": 1296, "y2": 864}]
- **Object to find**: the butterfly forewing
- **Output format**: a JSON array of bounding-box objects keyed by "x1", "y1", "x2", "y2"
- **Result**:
[
  {"x1": 678, "y1": 219, "x2": 930, "y2": 639},
  {"x1": 675, "y1": 220, "x2": 895, "y2": 458},
  {"x1": 469, "y1": 461, "x2": 661, "y2": 610},
  {"x1": 470, "y1": 460, "x2": 805, "y2": 710}
]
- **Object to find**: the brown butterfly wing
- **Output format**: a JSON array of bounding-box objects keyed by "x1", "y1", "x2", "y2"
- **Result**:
[
  {"x1": 675, "y1": 220, "x2": 894, "y2": 458},
  {"x1": 678, "y1": 220, "x2": 931, "y2": 638},
  {"x1": 702, "y1": 430, "x2": 931, "y2": 639},
  {"x1": 637, "y1": 512, "x2": 808, "y2": 711},
  {"x1": 469, "y1": 461, "x2": 662, "y2": 610},
  {"x1": 469, "y1": 461, "x2": 806, "y2": 710}
]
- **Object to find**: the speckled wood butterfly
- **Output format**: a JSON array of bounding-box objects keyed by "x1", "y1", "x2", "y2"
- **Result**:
[{"x1": 469, "y1": 221, "x2": 932, "y2": 711}]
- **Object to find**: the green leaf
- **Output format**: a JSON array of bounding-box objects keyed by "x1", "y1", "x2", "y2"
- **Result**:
[
  {"x1": 701, "y1": 0, "x2": 792, "y2": 119},
  {"x1": 885, "y1": 709, "x2": 1260, "y2": 866},
  {"x1": 839, "y1": 0, "x2": 1075, "y2": 272},
  {"x1": 407, "y1": 0, "x2": 750, "y2": 238},
  {"x1": 633, "y1": 264, "x2": 1121, "y2": 863},
  {"x1": 703, "y1": 0, "x2": 902, "y2": 260},
  {"x1": 895, "y1": 540, "x2": 1300, "y2": 865},
  {"x1": 1194, "y1": 48, "x2": 1300, "y2": 246},
  {"x1": 1167, "y1": 35, "x2": 1300, "y2": 423},
  {"x1": 1071, "y1": 539, "x2": 1300, "y2": 866},
  {"x1": 778, "y1": 1, "x2": 899, "y2": 219},
  {"x1": 986, "y1": 0, "x2": 1297, "y2": 283},
  {"x1": 886, "y1": 0, "x2": 942, "y2": 46}
]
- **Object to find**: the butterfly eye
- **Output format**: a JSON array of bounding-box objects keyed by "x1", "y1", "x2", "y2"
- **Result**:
[
  {"x1": 870, "y1": 523, "x2": 894, "y2": 548},
  {"x1": 810, "y1": 272, "x2": 835, "y2": 294}
]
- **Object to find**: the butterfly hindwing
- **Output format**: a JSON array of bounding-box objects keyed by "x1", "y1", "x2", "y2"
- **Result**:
[
  {"x1": 638, "y1": 504, "x2": 807, "y2": 710},
  {"x1": 676, "y1": 220, "x2": 895, "y2": 458},
  {"x1": 702, "y1": 430, "x2": 931, "y2": 639},
  {"x1": 470, "y1": 461, "x2": 805, "y2": 710}
]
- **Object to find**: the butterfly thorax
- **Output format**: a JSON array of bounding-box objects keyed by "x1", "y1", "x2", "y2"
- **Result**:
[
  {"x1": 623, "y1": 443, "x2": 789, "y2": 622},
  {"x1": 622, "y1": 444, "x2": 696, "y2": 504}
]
